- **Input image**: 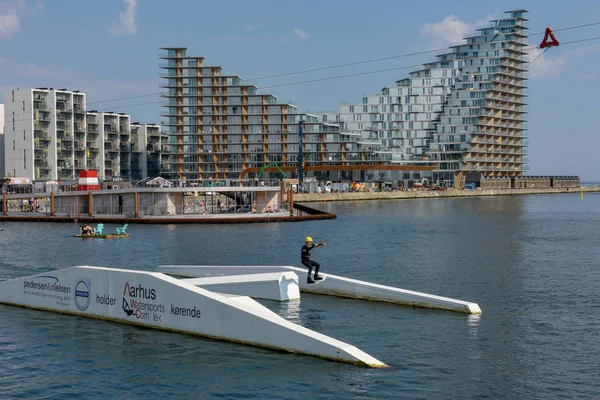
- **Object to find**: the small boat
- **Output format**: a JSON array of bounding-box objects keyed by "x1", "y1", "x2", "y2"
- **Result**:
[{"x1": 74, "y1": 233, "x2": 130, "y2": 239}]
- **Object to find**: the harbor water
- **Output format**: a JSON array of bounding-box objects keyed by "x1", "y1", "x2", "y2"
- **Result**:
[{"x1": 1, "y1": 193, "x2": 599, "y2": 399}]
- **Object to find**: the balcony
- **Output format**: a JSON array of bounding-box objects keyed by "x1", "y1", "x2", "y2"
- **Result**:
[
  {"x1": 35, "y1": 172, "x2": 52, "y2": 180},
  {"x1": 59, "y1": 171, "x2": 74, "y2": 179}
]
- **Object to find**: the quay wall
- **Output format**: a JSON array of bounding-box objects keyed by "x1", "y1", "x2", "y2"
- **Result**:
[{"x1": 294, "y1": 186, "x2": 600, "y2": 203}]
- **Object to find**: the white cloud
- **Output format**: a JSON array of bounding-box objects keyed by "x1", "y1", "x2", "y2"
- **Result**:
[
  {"x1": 293, "y1": 28, "x2": 309, "y2": 40},
  {"x1": 420, "y1": 13, "x2": 498, "y2": 49},
  {"x1": 245, "y1": 23, "x2": 261, "y2": 31},
  {"x1": 108, "y1": 0, "x2": 137, "y2": 36},
  {"x1": 526, "y1": 48, "x2": 566, "y2": 79},
  {"x1": 0, "y1": 11, "x2": 19, "y2": 39},
  {"x1": 419, "y1": 13, "x2": 572, "y2": 80},
  {"x1": 525, "y1": 43, "x2": 600, "y2": 80},
  {"x1": 0, "y1": 0, "x2": 36, "y2": 40}
]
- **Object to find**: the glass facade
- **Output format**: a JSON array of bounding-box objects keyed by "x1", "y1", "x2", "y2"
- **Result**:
[
  {"x1": 158, "y1": 48, "x2": 385, "y2": 180},
  {"x1": 338, "y1": 10, "x2": 529, "y2": 187}
]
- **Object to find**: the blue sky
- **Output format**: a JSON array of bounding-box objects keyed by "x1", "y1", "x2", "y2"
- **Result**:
[{"x1": 1, "y1": 0, "x2": 600, "y2": 180}]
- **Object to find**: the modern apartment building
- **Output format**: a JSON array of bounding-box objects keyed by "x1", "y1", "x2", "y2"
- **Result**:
[
  {"x1": 3, "y1": 88, "x2": 87, "y2": 181},
  {"x1": 85, "y1": 111, "x2": 130, "y2": 180},
  {"x1": 2, "y1": 88, "x2": 159, "y2": 182},
  {"x1": 337, "y1": 9, "x2": 529, "y2": 187},
  {"x1": 130, "y1": 123, "x2": 163, "y2": 180},
  {"x1": 159, "y1": 47, "x2": 383, "y2": 181},
  {"x1": 338, "y1": 60, "x2": 460, "y2": 184}
]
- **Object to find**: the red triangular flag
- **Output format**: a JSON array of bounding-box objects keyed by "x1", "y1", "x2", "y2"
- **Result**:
[{"x1": 540, "y1": 27, "x2": 559, "y2": 48}]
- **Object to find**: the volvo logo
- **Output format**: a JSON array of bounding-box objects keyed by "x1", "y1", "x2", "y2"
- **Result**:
[{"x1": 74, "y1": 279, "x2": 91, "y2": 311}]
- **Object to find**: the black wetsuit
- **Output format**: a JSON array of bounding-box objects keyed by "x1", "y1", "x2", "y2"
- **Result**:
[{"x1": 301, "y1": 243, "x2": 320, "y2": 277}]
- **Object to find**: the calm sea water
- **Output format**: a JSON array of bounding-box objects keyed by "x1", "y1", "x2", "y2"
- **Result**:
[{"x1": 1, "y1": 193, "x2": 600, "y2": 399}]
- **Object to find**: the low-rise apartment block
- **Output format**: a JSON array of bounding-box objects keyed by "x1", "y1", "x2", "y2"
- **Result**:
[{"x1": 3, "y1": 88, "x2": 160, "y2": 182}]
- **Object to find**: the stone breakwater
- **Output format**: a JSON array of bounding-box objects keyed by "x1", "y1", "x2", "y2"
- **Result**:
[{"x1": 294, "y1": 186, "x2": 600, "y2": 203}]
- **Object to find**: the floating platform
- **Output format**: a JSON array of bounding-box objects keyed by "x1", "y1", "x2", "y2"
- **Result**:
[
  {"x1": 180, "y1": 272, "x2": 300, "y2": 301},
  {"x1": 73, "y1": 233, "x2": 130, "y2": 239},
  {"x1": 0, "y1": 266, "x2": 386, "y2": 368},
  {"x1": 157, "y1": 265, "x2": 482, "y2": 315}
]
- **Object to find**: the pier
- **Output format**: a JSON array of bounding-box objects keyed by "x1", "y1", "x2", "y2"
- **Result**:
[
  {"x1": 294, "y1": 186, "x2": 600, "y2": 203},
  {"x1": 0, "y1": 179, "x2": 335, "y2": 224}
]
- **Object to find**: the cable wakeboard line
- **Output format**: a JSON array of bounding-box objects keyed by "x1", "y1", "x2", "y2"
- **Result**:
[{"x1": 311, "y1": 25, "x2": 565, "y2": 257}]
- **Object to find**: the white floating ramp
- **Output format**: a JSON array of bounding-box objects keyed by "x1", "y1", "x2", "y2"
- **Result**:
[
  {"x1": 180, "y1": 271, "x2": 300, "y2": 301},
  {"x1": 157, "y1": 265, "x2": 482, "y2": 315},
  {"x1": 0, "y1": 266, "x2": 385, "y2": 368}
]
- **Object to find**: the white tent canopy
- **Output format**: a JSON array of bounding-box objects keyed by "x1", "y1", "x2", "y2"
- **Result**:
[{"x1": 145, "y1": 177, "x2": 173, "y2": 188}]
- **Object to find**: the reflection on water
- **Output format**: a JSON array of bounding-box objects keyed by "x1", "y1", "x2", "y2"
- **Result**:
[
  {"x1": 272, "y1": 299, "x2": 302, "y2": 325},
  {"x1": 1, "y1": 193, "x2": 600, "y2": 398}
]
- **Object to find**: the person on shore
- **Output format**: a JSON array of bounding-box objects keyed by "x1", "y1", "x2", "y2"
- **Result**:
[{"x1": 301, "y1": 236, "x2": 325, "y2": 283}]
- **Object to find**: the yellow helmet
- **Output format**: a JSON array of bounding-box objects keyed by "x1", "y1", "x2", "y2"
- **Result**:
[{"x1": 305, "y1": 236, "x2": 313, "y2": 243}]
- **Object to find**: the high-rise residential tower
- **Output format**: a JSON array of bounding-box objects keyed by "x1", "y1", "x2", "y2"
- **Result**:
[
  {"x1": 338, "y1": 10, "x2": 529, "y2": 187},
  {"x1": 433, "y1": 9, "x2": 529, "y2": 187}
]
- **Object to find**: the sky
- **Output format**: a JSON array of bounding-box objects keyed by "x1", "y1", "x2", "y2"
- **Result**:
[{"x1": 1, "y1": 0, "x2": 600, "y2": 180}]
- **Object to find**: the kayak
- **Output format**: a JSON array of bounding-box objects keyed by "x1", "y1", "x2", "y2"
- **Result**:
[{"x1": 74, "y1": 233, "x2": 130, "y2": 239}]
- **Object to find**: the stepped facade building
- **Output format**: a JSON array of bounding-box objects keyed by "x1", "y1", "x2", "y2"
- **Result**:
[
  {"x1": 158, "y1": 48, "x2": 384, "y2": 181},
  {"x1": 337, "y1": 9, "x2": 529, "y2": 187}
]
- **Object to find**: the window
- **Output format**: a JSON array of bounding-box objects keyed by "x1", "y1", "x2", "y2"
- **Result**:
[
  {"x1": 24, "y1": 149, "x2": 26, "y2": 169},
  {"x1": 13, "y1": 140, "x2": 15, "y2": 150},
  {"x1": 23, "y1": 101, "x2": 25, "y2": 111},
  {"x1": 23, "y1": 130, "x2": 25, "y2": 140},
  {"x1": 11, "y1": 90, "x2": 14, "y2": 102}
]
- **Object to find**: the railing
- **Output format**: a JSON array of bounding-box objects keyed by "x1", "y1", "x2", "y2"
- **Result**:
[{"x1": 37, "y1": 115, "x2": 52, "y2": 122}]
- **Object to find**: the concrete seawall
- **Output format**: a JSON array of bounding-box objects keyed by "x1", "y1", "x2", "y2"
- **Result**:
[{"x1": 294, "y1": 186, "x2": 600, "y2": 203}]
